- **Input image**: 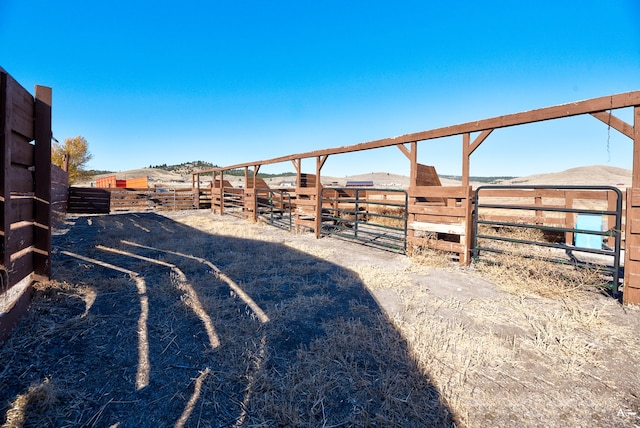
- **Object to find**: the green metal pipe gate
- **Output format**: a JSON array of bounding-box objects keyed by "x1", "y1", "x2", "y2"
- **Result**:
[
  {"x1": 320, "y1": 188, "x2": 408, "y2": 253},
  {"x1": 472, "y1": 185, "x2": 623, "y2": 296}
]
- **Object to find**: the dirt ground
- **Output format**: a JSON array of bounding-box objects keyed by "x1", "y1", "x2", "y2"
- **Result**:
[{"x1": 1, "y1": 210, "x2": 640, "y2": 427}]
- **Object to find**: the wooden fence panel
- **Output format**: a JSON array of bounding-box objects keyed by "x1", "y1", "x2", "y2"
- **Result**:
[
  {"x1": 68, "y1": 187, "x2": 110, "y2": 214},
  {"x1": 1, "y1": 67, "x2": 52, "y2": 342},
  {"x1": 68, "y1": 187, "x2": 199, "y2": 213},
  {"x1": 407, "y1": 186, "x2": 473, "y2": 263}
]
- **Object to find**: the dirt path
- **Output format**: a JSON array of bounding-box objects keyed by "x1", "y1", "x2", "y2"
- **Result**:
[{"x1": 1, "y1": 210, "x2": 640, "y2": 427}]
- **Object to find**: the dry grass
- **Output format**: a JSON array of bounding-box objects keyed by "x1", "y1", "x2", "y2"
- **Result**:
[
  {"x1": 474, "y1": 225, "x2": 612, "y2": 297},
  {"x1": 366, "y1": 206, "x2": 406, "y2": 228},
  {"x1": 2, "y1": 211, "x2": 640, "y2": 427},
  {"x1": 0, "y1": 212, "x2": 453, "y2": 427},
  {"x1": 410, "y1": 243, "x2": 458, "y2": 270},
  {"x1": 357, "y1": 252, "x2": 640, "y2": 427}
]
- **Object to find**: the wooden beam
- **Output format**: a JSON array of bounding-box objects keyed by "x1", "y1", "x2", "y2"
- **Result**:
[
  {"x1": 291, "y1": 159, "x2": 300, "y2": 174},
  {"x1": 590, "y1": 111, "x2": 634, "y2": 139},
  {"x1": 318, "y1": 154, "x2": 329, "y2": 170},
  {"x1": 208, "y1": 91, "x2": 640, "y2": 172},
  {"x1": 468, "y1": 129, "x2": 493, "y2": 156},
  {"x1": 634, "y1": 106, "x2": 640, "y2": 189},
  {"x1": 396, "y1": 143, "x2": 411, "y2": 159}
]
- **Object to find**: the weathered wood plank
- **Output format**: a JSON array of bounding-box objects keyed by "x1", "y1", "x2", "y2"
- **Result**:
[
  {"x1": 68, "y1": 187, "x2": 110, "y2": 213},
  {"x1": 8, "y1": 249, "x2": 34, "y2": 288},
  {"x1": 408, "y1": 186, "x2": 469, "y2": 198},
  {"x1": 6, "y1": 222, "x2": 33, "y2": 254},
  {"x1": 8, "y1": 76, "x2": 34, "y2": 140},
  {"x1": 408, "y1": 205, "x2": 467, "y2": 217},
  {"x1": 10, "y1": 133, "x2": 34, "y2": 166},
  {"x1": 7, "y1": 197, "x2": 34, "y2": 224},
  {"x1": 8, "y1": 165, "x2": 33, "y2": 194},
  {"x1": 409, "y1": 221, "x2": 465, "y2": 235}
]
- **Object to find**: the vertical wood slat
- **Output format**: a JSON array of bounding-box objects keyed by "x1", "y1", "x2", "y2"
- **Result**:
[
  {"x1": 625, "y1": 108, "x2": 640, "y2": 304},
  {"x1": 0, "y1": 69, "x2": 9, "y2": 276},
  {"x1": 33, "y1": 85, "x2": 52, "y2": 279},
  {"x1": 624, "y1": 188, "x2": 640, "y2": 304},
  {"x1": 8, "y1": 76, "x2": 34, "y2": 141}
]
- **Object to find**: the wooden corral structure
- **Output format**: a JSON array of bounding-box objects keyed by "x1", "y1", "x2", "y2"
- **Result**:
[
  {"x1": 194, "y1": 90, "x2": 640, "y2": 305},
  {"x1": 0, "y1": 68, "x2": 53, "y2": 341}
]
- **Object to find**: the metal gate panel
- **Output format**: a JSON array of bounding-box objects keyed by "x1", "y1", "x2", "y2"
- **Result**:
[
  {"x1": 320, "y1": 188, "x2": 408, "y2": 253},
  {"x1": 473, "y1": 185, "x2": 623, "y2": 295},
  {"x1": 256, "y1": 188, "x2": 293, "y2": 231}
]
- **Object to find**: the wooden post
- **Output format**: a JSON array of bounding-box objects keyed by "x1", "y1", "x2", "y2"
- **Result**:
[
  {"x1": 0, "y1": 70, "x2": 9, "y2": 276},
  {"x1": 535, "y1": 192, "x2": 543, "y2": 226},
  {"x1": 252, "y1": 165, "x2": 260, "y2": 222},
  {"x1": 33, "y1": 85, "x2": 52, "y2": 280},
  {"x1": 243, "y1": 166, "x2": 249, "y2": 218},
  {"x1": 291, "y1": 159, "x2": 301, "y2": 233},
  {"x1": 462, "y1": 132, "x2": 493, "y2": 265},
  {"x1": 624, "y1": 106, "x2": 640, "y2": 305},
  {"x1": 214, "y1": 171, "x2": 222, "y2": 213},
  {"x1": 565, "y1": 191, "x2": 575, "y2": 245},
  {"x1": 315, "y1": 155, "x2": 328, "y2": 238},
  {"x1": 409, "y1": 141, "x2": 417, "y2": 188},
  {"x1": 220, "y1": 170, "x2": 225, "y2": 216},
  {"x1": 193, "y1": 172, "x2": 200, "y2": 209},
  {"x1": 462, "y1": 133, "x2": 470, "y2": 189},
  {"x1": 634, "y1": 106, "x2": 640, "y2": 190},
  {"x1": 408, "y1": 142, "x2": 417, "y2": 254}
]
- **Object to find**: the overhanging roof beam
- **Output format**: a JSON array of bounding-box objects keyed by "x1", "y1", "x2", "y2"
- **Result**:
[{"x1": 207, "y1": 91, "x2": 640, "y2": 172}]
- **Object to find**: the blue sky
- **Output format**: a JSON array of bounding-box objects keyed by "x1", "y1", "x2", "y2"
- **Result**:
[{"x1": 2, "y1": 1, "x2": 639, "y2": 177}]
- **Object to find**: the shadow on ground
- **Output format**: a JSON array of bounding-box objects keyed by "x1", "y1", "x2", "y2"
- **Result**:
[{"x1": 0, "y1": 213, "x2": 454, "y2": 427}]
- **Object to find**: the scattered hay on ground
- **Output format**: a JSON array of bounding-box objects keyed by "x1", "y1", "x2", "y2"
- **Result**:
[{"x1": 1, "y1": 211, "x2": 640, "y2": 427}]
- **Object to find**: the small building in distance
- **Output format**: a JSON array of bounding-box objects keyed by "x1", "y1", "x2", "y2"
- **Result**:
[{"x1": 346, "y1": 180, "x2": 374, "y2": 187}]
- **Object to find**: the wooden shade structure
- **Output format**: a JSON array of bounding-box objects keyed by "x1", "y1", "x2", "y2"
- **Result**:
[{"x1": 194, "y1": 90, "x2": 640, "y2": 304}]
